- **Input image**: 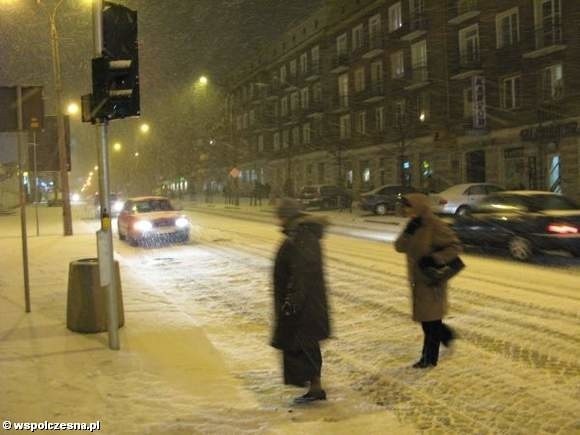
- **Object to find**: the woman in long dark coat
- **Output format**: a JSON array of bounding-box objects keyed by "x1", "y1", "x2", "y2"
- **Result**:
[
  {"x1": 395, "y1": 193, "x2": 462, "y2": 368},
  {"x1": 271, "y1": 198, "x2": 331, "y2": 403}
]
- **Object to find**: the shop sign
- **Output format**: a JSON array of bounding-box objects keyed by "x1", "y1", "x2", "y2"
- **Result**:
[{"x1": 520, "y1": 122, "x2": 579, "y2": 141}]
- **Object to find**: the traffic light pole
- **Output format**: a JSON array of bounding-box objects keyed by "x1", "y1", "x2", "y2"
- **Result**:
[{"x1": 93, "y1": 0, "x2": 120, "y2": 351}]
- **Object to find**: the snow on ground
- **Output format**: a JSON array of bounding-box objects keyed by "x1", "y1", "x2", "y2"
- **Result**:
[{"x1": 1, "y1": 204, "x2": 579, "y2": 434}]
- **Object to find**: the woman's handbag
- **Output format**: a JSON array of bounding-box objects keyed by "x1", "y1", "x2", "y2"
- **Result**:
[{"x1": 420, "y1": 256, "x2": 465, "y2": 285}]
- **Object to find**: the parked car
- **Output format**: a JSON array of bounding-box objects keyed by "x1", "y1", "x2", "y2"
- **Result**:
[
  {"x1": 430, "y1": 183, "x2": 504, "y2": 215},
  {"x1": 451, "y1": 191, "x2": 580, "y2": 261},
  {"x1": 297, "y1": 185, "x2": 352, "y2": 210},
  {"x1": 359, "y1": 184, "x2": 416, "y2": 215},
  {"x1": 117, "y1": 196, "x2": 190, "y2": 246}
]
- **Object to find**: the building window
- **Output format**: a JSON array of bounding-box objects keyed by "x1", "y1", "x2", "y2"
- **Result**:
[
  {"x1": 249, "y1": 109, "x2": 255, "y2": 125},
  {"x1": 459, "y1": 24, "x2": 480, "y2": 64},
  {"x1": 303, "y1": 123, "x2": 311, "y2": 145},
  {"x1": 533, "y1": 0, "x2": 562, "y2": 48},
  {"x1": 417, "y1": 93, "x2": 430, "y2": 122},
  {"x1": 356, "y1": 111, "x2": 367, "y2": 135},
  {"x1": 281, "y1": 96, "x2": 288, "y2": 116},
  {"x1": 501, "y1": 75, "x2": 521, "y2": 109},
  {"x1": 273, "y1": 132, "x2": 281, "y2": 150},
  {"x1": 313, "y1": 82, "x2": 322, "y2": 102},
  {"x1": 300, "y1": 87, "x2": 309, "y2": 109},
  {"x1": 292, "y1": 126, "x2": 301, "y2": 146},
  {"x1": 339, "y1": 114, "x2": 351, "y2": 139},
  {"x1": 352, "y1": 24, "x2": 364, "y2": 51},
  {"x1": 388, "y1": 2, "x2": 402, "y2": 32},
  {"x1": 289, "y1": 59, "x2": 297, "y2": 77},
  {"x1": 390, "y1": 50, "x2": 405, "y2": 78},
  {"x1": 463, "y1": 87, "x2": 473, "y2": 119},
  {"x1": 369, "y1": 13, "x2": 382, "y2": 44},
  {"x1": 311, "y1": 45, "x2": 320, "y2": 70},
  {"x1": 280, "y1": 65, "x2": 287, "y2": 83},
  {"x1": 360, "y1": 160, "x2": 371, "y2": 188},
  {"x1": 282, "y1": 129, "x2": 290, "y2": 148},
  {"x1": 370, "y1": 60, "x2": 383, "y2": 85},
  {"x1": 496, "y1": 7, "x2": 520, "y2": 48},
  {"x1": 336, "y1": 33, "x2": 348, "y2": 56},
  {"x1": 411, "y1": 40, "x2": 428, "y2": 81},
  {"x1": 242, "y1": 113, "x2": 248, "y2": 128},
  {"x1": 542, "y1": 64, "x2": 563, "y2": 100},
  {"x1": 375, "y1": 106, "x2": 385, "y2": 132},
  {"x1": 257, "y1": 135, "x2": 264, "y2": 152},
  {"x1": 300, "y1": 52, "x2": 308, "y2": 74},
  {"x1": 393, "y1": 99, "x2": 406, "y2": 127},
  {"x1": 236, "y1": 115, "x2": 242, "y2": 131},
  {"x1": 354, "y1": 67, "x2": 366, "y2": 93},
  {"x1": 317, "y1": 162, "x2": 325, "y2": 184},
  {"x1": 290, "y1": 92, "x2": 300, "y2": 112}
]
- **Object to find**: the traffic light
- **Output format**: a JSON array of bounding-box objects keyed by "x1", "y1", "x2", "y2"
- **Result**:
[{"x1": 88, "y1": 2, "x2": 140, "y2": 122}]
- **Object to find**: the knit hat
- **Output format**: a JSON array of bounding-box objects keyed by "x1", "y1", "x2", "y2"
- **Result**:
[{"x1": 276, "y1": 197, "x2": 303, "y2": 219}]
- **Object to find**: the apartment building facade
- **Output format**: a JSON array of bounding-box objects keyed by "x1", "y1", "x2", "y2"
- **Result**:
[{"x1": 205, "y1": 0, "x2": 580, "y2": 201}]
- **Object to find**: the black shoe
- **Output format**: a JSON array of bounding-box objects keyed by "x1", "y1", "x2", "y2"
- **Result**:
[
  {"x1": 293, "y1": 390, "x2": 327, "y2": 404},
  {"x1": 441, "y1": 327, "x2": 456, "y2": 348},
  {"x1": 412, "y1": 360, "x2": 437, "y2": 369}
]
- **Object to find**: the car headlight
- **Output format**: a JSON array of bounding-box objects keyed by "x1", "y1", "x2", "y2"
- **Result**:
[
  {"x1": 133, "y1": 220, "x2": 153, "y2": 232},
  {"x1": 112, "y1": 200, "x2": 124, "y2": 213},
  {"x1": 175, "y1": 217, "x2": 190, "y2": 228}
]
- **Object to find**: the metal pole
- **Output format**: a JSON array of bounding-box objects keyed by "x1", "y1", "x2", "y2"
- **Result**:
[
  {"x1": 49, "y1": 4, "x2": 73, "y2": 236},
  {"x1": 17, "y1": 87, "x2": 32, "y2": 313},
  {"x1": 93, "y1": 0, "x2": 120, "y2": 350},
  {"x1": 33, "y1": 132, "x2": 40, "y2": 237}
]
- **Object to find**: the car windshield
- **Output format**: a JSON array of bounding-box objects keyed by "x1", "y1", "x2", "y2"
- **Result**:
[
  {"x1": 134, "y1": 199, "x2": 174, "y2": 213},
  {"x1": 524, "y1": 195, "x2": 579, "y2": 211}
]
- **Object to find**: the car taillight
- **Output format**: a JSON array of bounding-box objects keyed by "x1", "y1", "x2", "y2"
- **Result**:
[
  {"x1": 546, "y1": 223, "x2": 579, "y2": 234},
  {"x1": 439, "y1": 198, "x2": 448, "y2": 205}
]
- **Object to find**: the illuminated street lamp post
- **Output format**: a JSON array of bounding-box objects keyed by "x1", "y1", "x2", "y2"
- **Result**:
[{"x1": 36, "y1": 0, "x2": 73, "y2": 235}]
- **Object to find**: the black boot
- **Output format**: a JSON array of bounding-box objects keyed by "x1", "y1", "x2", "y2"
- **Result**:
[
  {"x1": 441, "y1": 324, "x2": 456, "y2": 348},
  {"x1": 293, "y1": 389, "x2": 327, "y2": 404}
]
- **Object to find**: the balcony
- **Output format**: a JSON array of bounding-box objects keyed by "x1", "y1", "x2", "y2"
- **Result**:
[
  {"x1": 523, "y1": 25, "x2": 566, "y2": 59},
  {"x1": 304, "y1": 62, "x2": 321, "y2": 82},
  {"x1": 254, "y1": 114, "x2": 278, "y2": 131},
  {"x1": 354, "y1": 81, "x2": 386, "y2": 103},
  {"x1": 281, "y1": 76, "x2": 299, "y2": 92},
  {"x1": 448, "y1": 0, "x2": 480, "y2": 25},
  {"x1": 401, "y1": 14, "x2": 429, "y2": 41},
  {"x1": 303, "y1": 100, "x2": 325, "y2": 118},
  {"x1": 405, "y1": 65, "x2": 430, "y2": 90},
  {"x1": 451, "y1": 52, "x2": 483, "y2": 80},
  {"x1": 362, "y1": 34, "x2": 384, "y2": 59},
  {"x1": 330, "y1": 53, "x2": 351, "y2": 74},
  {"x1": 329, "y1": 95, "x2": 350, "y2": 113}
]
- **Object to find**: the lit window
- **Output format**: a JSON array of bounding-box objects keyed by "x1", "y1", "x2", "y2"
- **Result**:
[{"x1": 389, "y1": 2, "x2": 402, "y2": 32}]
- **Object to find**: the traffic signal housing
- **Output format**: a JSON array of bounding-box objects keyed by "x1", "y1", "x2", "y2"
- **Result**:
[{"x1": 88, "y1": 2, "x2": 140, "y2": 122}]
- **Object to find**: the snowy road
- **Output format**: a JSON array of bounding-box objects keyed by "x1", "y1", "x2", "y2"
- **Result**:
[{"x1": 115, "y1": 211, "x2": 580, "y2": 434}]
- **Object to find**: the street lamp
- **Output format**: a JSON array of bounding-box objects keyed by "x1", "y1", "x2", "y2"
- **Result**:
[
  {"x1": 67, "y1": 102, "x2": 79, "y2": 115},
  {"x1": 140, "y1": 123, "x2": 150, "y2": 134},
  {"x1": 113, "y1": 142, "x2": 122, "y2": 152},
  {"x1": 35, "y1": 0, "x2": 74, "y2": 235}
]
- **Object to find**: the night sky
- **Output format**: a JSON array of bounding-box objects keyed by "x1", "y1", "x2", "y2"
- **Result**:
[{"x1": 0, "y1": 0, "x2": 321, "y2": 179}]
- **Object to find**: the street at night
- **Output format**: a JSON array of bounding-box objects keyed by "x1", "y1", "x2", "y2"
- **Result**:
[
  {"x1": 1, "y1": 205, "x2": 579, "y2": 433},
  {"x1": 3, "y1": 0, "x2": 580, "y2": 433}
]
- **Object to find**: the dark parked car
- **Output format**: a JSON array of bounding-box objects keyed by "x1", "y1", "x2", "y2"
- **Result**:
[
  {"x1": 298, "y1": 184, "x2": 352, "y2": 210},
  {"x1": 359, "y1": 184, "x2": 416, "y2": 215},
  {"x1": 451, "y1": 191, "x2": 580, "y2": 261}
]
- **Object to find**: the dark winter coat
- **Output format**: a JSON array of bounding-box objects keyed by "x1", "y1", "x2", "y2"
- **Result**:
[
  {"x1": 271, "y1": 214, "x2": 331, "y2": 350},
  {"x1": 395, "y1": 193, "x2": 462, "y2": 322}
]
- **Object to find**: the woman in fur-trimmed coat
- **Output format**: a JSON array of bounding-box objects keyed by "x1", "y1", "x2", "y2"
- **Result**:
[
  {"x1": 271, "y1": 198, "x2": 331, "y2": 404},
  {"x1": 395, "y1": 193, "x2": 462, "y2": 368}
]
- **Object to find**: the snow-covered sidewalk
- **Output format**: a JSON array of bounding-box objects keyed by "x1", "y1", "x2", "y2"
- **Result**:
[{"x1": 0, "y1": 207, "x2": 414, "y2": 434}]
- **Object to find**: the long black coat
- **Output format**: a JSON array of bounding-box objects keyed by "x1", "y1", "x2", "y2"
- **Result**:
[{"x1": 271, "y1": 214, "x2": 331, "y2": 350}]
